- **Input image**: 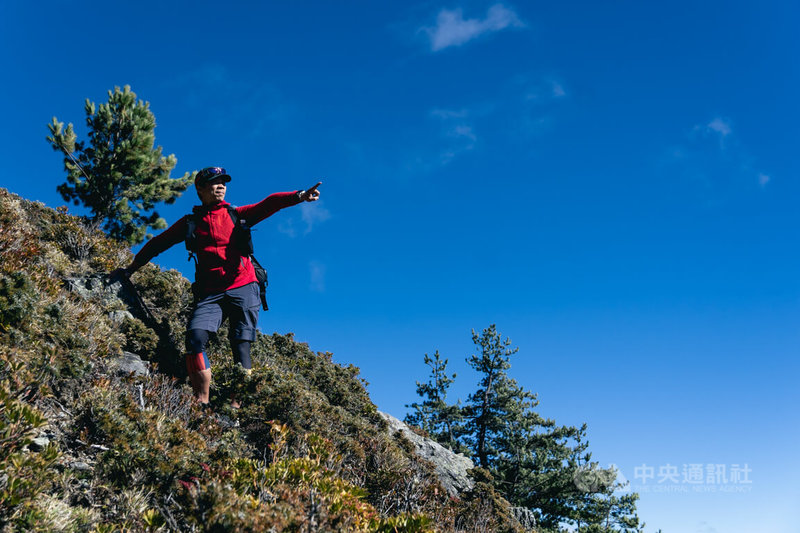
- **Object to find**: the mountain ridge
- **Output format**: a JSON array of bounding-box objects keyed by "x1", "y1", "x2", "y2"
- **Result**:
[{"x1": 0, "y1": 187, "x2": 530, "y2": 532}]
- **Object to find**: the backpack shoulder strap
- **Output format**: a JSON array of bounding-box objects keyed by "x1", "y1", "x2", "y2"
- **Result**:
[
  {"x1": 184, "y1": 213, "x2": 198, "y2": 249},
  {"x1": 184, "y1": 213, "x2": 199, "y2": 266},
  {"x1": 226, "y1": 205, "x2": 240, "y2": 226},
  {"x1": 226, "y1": 206, "x2": 267, "y2": 310}
]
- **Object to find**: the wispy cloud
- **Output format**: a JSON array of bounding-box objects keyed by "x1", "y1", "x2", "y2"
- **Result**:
[
  {"x1": 278, "y1": 201, "x2": 331, "y2": 237},
  {"x1": 695, "y1": 116, "x2": 733, "y2": 150},
  {"x1": 300, "y1": 202, "x2": 331, "y2": 234},
  {"x1": 695, "y1": 522, "x2": 718, "y2": 533},
  {"x1": 430, "y1": 108, "x2": 469, "y2": 119},
  {"x1": 166, "y1": 64, "x2": 291, "y2": 137},
  {"x1": 423, "y1": 4, "x2": 524, "y2": 52},
  {"x1": 430, "y1": 108, "x2": 478, "y2": 164},
  {"x1": 706, "y1": 117, "x2": 732, "y2": 138},
  {"x1": 525, "y1": 79, "x2": 567, "y2": 101},
  {"x1": 342, "y1": 73, "x2": 568, "y2": 179},
  {"x1": 389, "y1": 74, "x2": 567, "y2": 173},
  {"x1": 309, "y1": 260, "x2": 326, "y2": 292},
  {"x1": 669, "y1": 116, "x2": 772, "y2": 190},
  {"x1": 277, "y1": 218, "x2": 297, "y2": 238},
  {"x1": 506, "y1": 76, "x2": 568, "y2": 139}
]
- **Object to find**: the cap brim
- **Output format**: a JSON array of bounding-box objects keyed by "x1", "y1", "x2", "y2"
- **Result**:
[{"x1": 196, "y1": 174, "x2": 232, "y2": 187}]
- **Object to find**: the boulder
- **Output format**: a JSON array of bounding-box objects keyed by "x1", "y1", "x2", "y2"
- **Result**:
[
  {"x1": 379, "y1": 411, "x2": 474, "y2": 497},
  {"x1": 109, "y1": 351, "x2": 149, "y2": 377}
]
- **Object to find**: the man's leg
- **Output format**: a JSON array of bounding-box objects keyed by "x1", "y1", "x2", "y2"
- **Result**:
[
  {"x1": 231, "y1": 340, "x2": 252, "y2": 370},
  {"x1": 187, "y1": 329, "x2": 212, "y2": 404},
  {"x1": 225, "y1": 283, "x2": 260, "y2": 408},
  {"x1": 186, "y1": 291, "x2": 225, "y2": 406},
  {"x1": 228, "y1": 340, "x2": 252, "y2": 409}
]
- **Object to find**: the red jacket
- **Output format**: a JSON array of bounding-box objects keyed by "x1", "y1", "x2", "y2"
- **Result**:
[{"x1": 131, "y1": 192, "x2": 301, "y2": 294}]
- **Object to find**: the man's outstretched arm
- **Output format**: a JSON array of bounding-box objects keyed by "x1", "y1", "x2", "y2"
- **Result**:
[
  {"x1": 237, "y1": 182, "x2": 322, "y2": 225},
  {"x1": 113, "y1": 216, "x2": 188, "y2": 277}
]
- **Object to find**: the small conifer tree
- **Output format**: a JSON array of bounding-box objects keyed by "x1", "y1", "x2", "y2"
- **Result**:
[
  {"x1": 462, "y1": 324, "x2": 533, "y2": 468},
  {"x1": 404, "y1": 351, "x2": 464, "y2": 451},
  {"x1": 47, "y1": 85, "x2": 192, "y2": 245}
]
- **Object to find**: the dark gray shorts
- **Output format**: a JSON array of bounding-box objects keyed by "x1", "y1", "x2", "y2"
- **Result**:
[{"x1": 188, "y1": 282, "x2": 260, "y2": 341}]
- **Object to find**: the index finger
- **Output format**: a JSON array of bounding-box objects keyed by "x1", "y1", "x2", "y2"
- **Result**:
[{"x1": 307, "y1": 181, "x2": 322, "y2": 192}]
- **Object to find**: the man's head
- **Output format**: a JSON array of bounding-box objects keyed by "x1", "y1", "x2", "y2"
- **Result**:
[{"x1": 195, "y1": 167, "x2": 231, "y2": 205}]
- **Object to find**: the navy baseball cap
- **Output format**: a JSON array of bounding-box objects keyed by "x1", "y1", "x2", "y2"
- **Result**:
[{"x1": 195, "y1": 167, "x2": 231, "y2": 187}]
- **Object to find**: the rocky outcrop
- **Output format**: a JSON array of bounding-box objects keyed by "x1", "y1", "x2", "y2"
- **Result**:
[
  {"x1": 64, "y1": 274, "x2": 158, "y2": 331},
  {"x1": 379, "y1": 411, "x2": 474, "y2": 497},
  {"x1": 64, "y1": 273, "x2": 183, "y2": 375}
]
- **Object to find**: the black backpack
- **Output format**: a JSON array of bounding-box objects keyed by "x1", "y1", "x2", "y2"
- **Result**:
[{"x1": 185, "y1": 206, "x2": 269, "y2": 311}]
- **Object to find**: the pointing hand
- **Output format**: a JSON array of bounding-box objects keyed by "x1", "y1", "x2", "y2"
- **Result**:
[{"x1": 300, "y1": 181, "x2": 322, "y2": 202}]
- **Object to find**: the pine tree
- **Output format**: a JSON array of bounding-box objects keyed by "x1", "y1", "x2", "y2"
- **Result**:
[
  {"x1": 47, "y1": 85, "x2": 192, "y2": 245},
  {"x1": 404, "y1": 351, "x2": 464, "y2": 452},
  {"x1": 462, "y1": 324, "x2": 533, "y2": 469},
  {"x1": 405, "y1": 325, "x2": 644, "y2": 531},
  {"x1": 460, "y1": 325, "x2": 642, "y2": 531}
]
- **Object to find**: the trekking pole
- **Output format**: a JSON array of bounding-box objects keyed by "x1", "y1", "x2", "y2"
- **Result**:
[{"x1": 107, "y1": 270, "x2": 164, "y2": 337}]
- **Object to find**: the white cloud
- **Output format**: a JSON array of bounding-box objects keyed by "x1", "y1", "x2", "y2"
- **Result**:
[
  {"x1": 522, "y1": 77, "x2": 567, "y2": 103},
  {"x1": 300, "y1": 202, "x2": 331, "y2": 234},
  {"x1": 430, "y1": 108, "x2": 469, "y2": 119},
  {"x1": 706, "y1": 117, "x2": 732, "y2": 138},
  {"x1": 430, "y1": 108, "x2": 477, "y2": 164},
  {"x1": 670, "y1": 117, "x2": 774, "y2": 193},
  {"x1": 277, "y1": 218, "x2": 297, "y2": 238},
  {"x1": 451, "y1": 124, "x2": 477, "y2": 142},
  {"x1": 309, "y1": 260, "x2": 326, "y2": 292},
  {"x1": 277, "y1": 201, "x2": 330, "y2": 237},
  {"x1": 424, "y1": 4, "x2": 524, "y2": 52}
]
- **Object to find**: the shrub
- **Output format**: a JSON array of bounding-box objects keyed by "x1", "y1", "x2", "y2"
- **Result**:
[
  {"x1": 0, "y1": 354, "x2": 60, "y2": 528},
  {"x1": 0, "y1": 272, "x2": 36, "y2": 332}
]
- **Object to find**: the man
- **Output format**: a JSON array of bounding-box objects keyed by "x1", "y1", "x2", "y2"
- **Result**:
[{"x1": 116, "y1": 166, "x2": 321, "y2": 406}]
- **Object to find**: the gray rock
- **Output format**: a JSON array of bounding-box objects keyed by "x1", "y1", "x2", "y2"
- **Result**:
[
  {"x1": 108, "y1": 309, "x2": 134, "y2": 325},
  {"x1": 511, "y1": 506, "x2": 537, "y2": 530},
  {"x1": 69, "y1": 461, "x2": 92, "y2": 472},
  {"x1": 64, "y1": 275, "x2": 124, "y2": 306},
  {"x1": 379, "y1": 411, "x2": 474, "y2": 497},
  {"x1": 64, "y1": 275, "x2": 156, "y2": 329},
  {"x1": 110, "y1": 351, "x2": 149, "y2": 377},
  {"x1": 30, "y1": 436, "x2": 50, "y2": 451}
]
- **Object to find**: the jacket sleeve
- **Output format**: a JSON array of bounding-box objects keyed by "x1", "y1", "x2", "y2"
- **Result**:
[
  {"x1": 130, "y1": 216, "x2": 188, "y2": 270},
  {"x1": 236, "y1": 191, "x2": 302, "y2": 226}
]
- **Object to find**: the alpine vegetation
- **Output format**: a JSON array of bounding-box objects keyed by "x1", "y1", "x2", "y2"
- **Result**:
[{"x1": 0, "y1": 188, "x2": 534, "y2": 532}]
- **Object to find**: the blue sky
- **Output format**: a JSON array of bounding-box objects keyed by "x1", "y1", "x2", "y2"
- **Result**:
[{"x1": 1, "y1": 1, "x2": 798, "y2": 531}]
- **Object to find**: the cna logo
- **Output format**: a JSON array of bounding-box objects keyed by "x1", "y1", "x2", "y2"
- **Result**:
[{"x1": 572, "y1": 465, "x2": 617, "y2": 492}]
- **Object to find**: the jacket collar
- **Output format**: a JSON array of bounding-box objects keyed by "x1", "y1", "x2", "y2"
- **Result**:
[{"x1": 193, "y1": 201, "x2": 230, "y2": 215}]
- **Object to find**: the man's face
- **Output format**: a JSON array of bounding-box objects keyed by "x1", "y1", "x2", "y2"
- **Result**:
[{"x1": 197, "y1": 177, "x2": 227, "y2": 205}]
